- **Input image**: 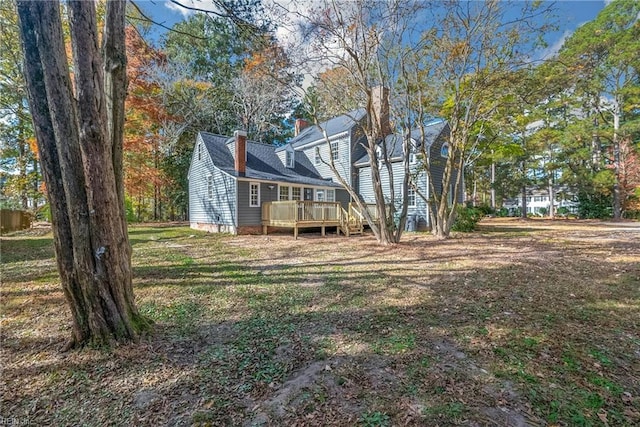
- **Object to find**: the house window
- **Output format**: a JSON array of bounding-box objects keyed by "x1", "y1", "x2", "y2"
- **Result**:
[
  {"x1": 279, "y1": 185, "x2": 290, "y2": 201},
  {"x1": 409, "y1": 139, "x2": 418, "y2": 164},
  {"x1": 315, "y1": 189, "x2": 325, "y2": 201},
  {"x1": 440, "y1": 143, "x2": 449, "y2": 158},
  {"x1": 207, "y1": 175, "x2": 213, "y2": 200},
  {"x1": 407, "y1": 187, "x2": 416, "y2": 207},
  {"x1": 330, "y1": 140, "x2": 339, "y2": 161},
  {"x1": 375, "y1": 146, "x2": 382, "y2": 160},
  {"x1": 286, "y1": 151, "x2": 294, "y2": 168},
  {"x1": 291, "y1": 187, "x2": 301, "y2": 201},
  {"x1": 326, "y1": 189, "x2": 335, "y2": 202},
  {"x1": 249, "y1": 182, "x2": 260, "y2": 207},
  {"x1": 315, "y1": 147, "x2": 321, "y2": 165},
  {"x1": 198, "y1": 143, "x2": 202, "y2": 161}
]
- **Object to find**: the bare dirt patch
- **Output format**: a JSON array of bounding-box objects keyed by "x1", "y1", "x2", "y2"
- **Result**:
[{"x1": 1, "y1": 219, "x2": 639, "y2": 426}]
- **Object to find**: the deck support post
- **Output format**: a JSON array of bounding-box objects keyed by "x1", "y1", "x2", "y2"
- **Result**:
[
  {"x1": 321, "y1": 225, "x2": 325, "y2": 236},
  {"x1": 263, "y1": 225, "x2": 267, "y2": 235},
  {"x1": 294, "y1": 225, "x2": 298, "y2": 240}
]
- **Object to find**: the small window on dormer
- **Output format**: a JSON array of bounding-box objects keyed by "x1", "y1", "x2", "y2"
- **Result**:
[
  {"x1": 441, "y1": 143, "x2": 449, "y2": 158},
  {"x1": 286, "y1": 150, "x2": 294, "y2": 168},
  {"x1": 198, "y1": 143, "x2": 202, "y2": 161}
]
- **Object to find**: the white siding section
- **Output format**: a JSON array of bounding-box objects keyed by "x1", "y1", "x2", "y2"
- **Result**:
[
  {"x1": 189, "y1": 135, "x2": 237, "y2": 228},
  {"x1": 299, "y1": 135, "x2": 351, "y2": 186}
]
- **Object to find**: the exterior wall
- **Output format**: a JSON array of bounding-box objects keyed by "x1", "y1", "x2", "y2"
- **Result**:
[
  {"x1": 237, "y1": 181, "x2": 278, "y2": 226},
  {"x1": 188, "y1": 136, "x2": 237, "y2": 230},
  {"x1": 335, "y1": 188, "x2": 350, "y2": 208},
  {"x1": 427, "y1": 131, "x2": 464, "y2": 204},
  {"x1": 358, "y1": 162, "x2": 430, "y2": 228},
  {"x1": 299, "y1": 135, "x2": 351, "y2": 186}
]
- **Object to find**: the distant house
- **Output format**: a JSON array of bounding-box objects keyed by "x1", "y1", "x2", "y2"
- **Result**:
[
  {"x1": 188, "y1": 87, "x2": 459, "y2": 235},
  {"x1": 503, "y1": 187, "x2": 578, "y2": 216}
]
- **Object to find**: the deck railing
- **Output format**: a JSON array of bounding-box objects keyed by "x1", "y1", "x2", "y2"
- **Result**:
[{"x1": 262, "y1": 201, "x2": 342, "y2": 224}]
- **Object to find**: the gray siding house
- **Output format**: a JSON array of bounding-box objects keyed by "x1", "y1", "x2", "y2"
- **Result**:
[
  {"x1": 188, "y1": 131, "x2": 345, "y2": 234},
  {"x1": 189, "y1": 89, "x2": 459, "y2": 234}
]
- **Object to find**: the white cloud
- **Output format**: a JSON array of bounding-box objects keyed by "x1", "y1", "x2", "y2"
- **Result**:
[
  {"x1": 164, "y1": 0, "x2": 192, "y2": 18},
  {"x1": 538, "y1": 29, "x2": 573, "y2": 60},
  {"x1": 163, "y1": 0, "x2": 224, "y2": 18}
]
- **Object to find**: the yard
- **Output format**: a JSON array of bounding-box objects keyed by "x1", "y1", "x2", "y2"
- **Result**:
[{"x1": 1, "y1": 219, "x2": 639, "y2": 426}]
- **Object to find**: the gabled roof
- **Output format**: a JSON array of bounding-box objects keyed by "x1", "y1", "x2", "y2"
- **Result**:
[
  {"x1": 276, "y1": 108, "x2": 367, "y2": 152},
  {"x1": 354, "y1": 119, "x2": 448, "y2": 166},
  {"x1": 199, "y1": 132, "x2": 341, "y2": 188}
]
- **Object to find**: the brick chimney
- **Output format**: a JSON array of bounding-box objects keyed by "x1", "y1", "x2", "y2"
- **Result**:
[
  {"x1": 294, "y1": 118, "x2": 309, "y2": 136},
  {"x1": 234, "y1": 130, "x2": 247, "y2": 176},
  {"x1": 371, "y1": 86, "x2": 391, "y2": 138}
]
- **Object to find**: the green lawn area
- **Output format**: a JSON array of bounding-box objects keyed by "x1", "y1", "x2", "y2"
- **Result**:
[{"x1": 1, "y1": 219, "x2": 639, "y2": 426}]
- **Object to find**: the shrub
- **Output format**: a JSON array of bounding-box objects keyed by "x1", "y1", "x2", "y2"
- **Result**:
[
  {"x1": 496, "y1": 207, "x2": 509, "y2": 217},
  {"x1": 578, "y1": 191, "x2": 612, "y2": 219},
  {"x1": 452, "y1": 206, "x2": 482, "y2": 232},
  {"x1": 476, "y1": 203, "x2": 495, "y2": 216}
]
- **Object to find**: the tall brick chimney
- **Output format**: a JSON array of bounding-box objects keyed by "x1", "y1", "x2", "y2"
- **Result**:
[
  {"x1": 371, "y1": 86, "x2": 391, "y2": 138},
  {"x1": 234, "y1": 130, "x2": 247, "y2": 176},
  {"x1": 294, "y1": 118, "x2": 309, "y2": 136}
]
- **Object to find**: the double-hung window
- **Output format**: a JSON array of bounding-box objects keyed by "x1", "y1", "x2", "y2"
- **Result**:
[
  {"x1": 286, "y1": 151, "x2": 294, "y2": 168},
  {"x1": 249, "y1": 182, "x2": 260, "y2": 207},
  {"x1": 207, "y1": 175, "x2": 214, "y2": 200},
  {"x1": 326, "y1": 189, "x2": 335, "y2": 202},
  {"x1": 407, "y1": 187, "x2": 416, "y2": 207},
  {"x1": 279, "y1": 185, "x2": 290, "y2": 201},
  {"x1": 291, "y1": 187, "x2": 301, "y2": 200},
  {"x1": 330, "y1": 141, "x2": 339, "y2": 161}
]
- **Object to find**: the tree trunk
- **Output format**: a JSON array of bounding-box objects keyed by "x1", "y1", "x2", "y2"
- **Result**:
[
  {"x1": 548, "y1": 175, "x2": 555, "y2": 219},
  {"x1": 612, "y1": 98, "x2": 622, "y2": 220},
  {"x1": 17, "y1": 0, "x2": 149, "y2": 348}
]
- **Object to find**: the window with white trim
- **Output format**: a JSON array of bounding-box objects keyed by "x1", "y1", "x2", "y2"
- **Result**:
[
  {"x1": 286, "y1": 150, "x2": 294, "y2": 168},
  {"x1": 291, "y1": 187, "x2": 301, "y2": 200},
  {"x1": 407, "y1": 187, "x2": 416, "y2": 207},
  {"x1": 330, "y1": 140, "x2": 339, "y2": 161},
  {"x1": 315, "y1": 147, "x2": 321, "y2": 165},
  {"x1": 249, "y1": 182, "x2": 260, "y2": 207},
  {"x1": 198, "y1": 143, "x2": 202, "y2": 161},
  {"x1": 279, "y1": 185, "x2": 290, "y2": 201},
  {"x1": 441, "y1": 143, "x2": 449, "y2": 158},
  {"x1": 315, "y1": 189, "x2": 325, "y2": 201},
  {"x1": 409, "y1": 139, "x2": 418, "y2": 164},
  {"x1": 207, "y1": 175, "x2": 213, "y2": 200},
  {"x1": 326, "y1": 189, "x2": 335, "y2": 202}
]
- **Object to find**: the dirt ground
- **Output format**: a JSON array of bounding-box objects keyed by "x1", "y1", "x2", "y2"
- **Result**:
[{"x1": 1, "y1": 218, "x2": 639, "y2": 426}]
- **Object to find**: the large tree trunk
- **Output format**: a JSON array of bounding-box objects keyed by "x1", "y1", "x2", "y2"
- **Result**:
[{"x1": 17, "y1": 0, "x2": 149, "y2": 348}]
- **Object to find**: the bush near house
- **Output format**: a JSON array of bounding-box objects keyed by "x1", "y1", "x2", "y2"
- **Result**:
[{"x1": 452, "y1": 206, "x2": 482, "y2": 232}]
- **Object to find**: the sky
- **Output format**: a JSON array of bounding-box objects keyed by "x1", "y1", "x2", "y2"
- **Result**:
[{"x1": 135, "y1": 0, "x2": 610, "y2": 60}]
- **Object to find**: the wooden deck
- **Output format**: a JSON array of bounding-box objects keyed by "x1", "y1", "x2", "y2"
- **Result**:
[{"x1": 261, "y1": 201, "x2": 374, "y2": 239}]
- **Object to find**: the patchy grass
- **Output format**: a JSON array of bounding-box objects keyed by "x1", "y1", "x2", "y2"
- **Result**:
[{"x1": 1, "y1": 218, "x2": 639, "y2": 426}]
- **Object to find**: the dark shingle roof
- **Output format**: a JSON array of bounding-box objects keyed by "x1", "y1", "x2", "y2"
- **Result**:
[
  {"x1": 276, "y1": 108, "x2": 366, "y2": 152},
  {"x1": 354, "y1": 120, "x2": 448, "y2": 166},
  {"x1": 199, "y1": 132, "x2": 341, "y2": 188}
]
